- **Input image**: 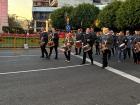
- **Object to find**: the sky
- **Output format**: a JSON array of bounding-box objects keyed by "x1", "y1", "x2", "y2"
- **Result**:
[{"x1": 8, "y1": 0, "x2": 32, "y2": 20}]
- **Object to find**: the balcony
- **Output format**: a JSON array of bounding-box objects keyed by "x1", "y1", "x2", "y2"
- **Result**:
[{"x1": 32, "y1": 7, "x2": 57, "y2": 12}]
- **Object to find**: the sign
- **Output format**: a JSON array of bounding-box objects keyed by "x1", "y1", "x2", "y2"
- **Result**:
[{"x1": 66, "y1": 24, "x2": 71, "y2": 32}]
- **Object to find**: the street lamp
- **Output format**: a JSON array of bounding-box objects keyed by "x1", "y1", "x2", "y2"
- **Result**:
[{"x1": 16, "y1": 16, "x2": 31, "y2": 49}]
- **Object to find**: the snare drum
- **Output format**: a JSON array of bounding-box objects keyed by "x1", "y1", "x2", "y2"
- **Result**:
[
  {"x1": 83, "y1": 44, "x2": 91, "y2": 52},
  {"x1": 75, "y1": 41, "x2": 82, "y2": 48},
  {"x1": 47, "y1": 41, "x2": 54, "y2": 47}
]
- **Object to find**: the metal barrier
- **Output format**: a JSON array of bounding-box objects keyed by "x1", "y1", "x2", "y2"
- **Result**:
[
  {"x1": 0, "y1": 33, "x2": 65, "y2": 48},
  {"x1": 0, "y1": 33, "x2": 40, "y2": 48}
]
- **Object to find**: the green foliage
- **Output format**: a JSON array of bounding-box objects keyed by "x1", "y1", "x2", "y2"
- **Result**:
[
  {"x1": 51, "y1": 3, "x2": 99, "y2": 30},
  {"x1": 71, "y1": 3, "x2": 99, "y2": 29},
  {"x1": 4, "y1": 15, "x2": 25, "y2": 33},
  {"x1": 50, "y1": 6, "x2": 74, "y2": 29},
  {"x1": 116, "y1": 0, "x2": 140, "y2": 30},
  {"x1": 8, "y1": 16, "x2": 22, "y2": 28},
  {"x1": 98, "y1": 0, "x2": 122, "y2": 30}
]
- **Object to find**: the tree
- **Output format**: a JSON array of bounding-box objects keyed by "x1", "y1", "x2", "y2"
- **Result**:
[
  {"x1": 8, "y1": 15, "x2": 21, "y2": 28},
  {"x1": 116, "y1": 0, "x2": 140, "y2": 30},
  {"x1": 71, "y1": 3, "x2": 99, "y2": 29},
  {"x1": 2, "y1": 15, "x2": 24, "y2": 33},
  {"x1": 98, "y1": 0, "x2": 122, "y2": 31},
  {"x1": 50, "y1": 6, "x2": 74, "y2": 29}
]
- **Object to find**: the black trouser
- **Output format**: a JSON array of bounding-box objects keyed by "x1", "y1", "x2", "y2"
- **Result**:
[
  {"x1": 102, "y1": 49, "x2": 109, "y2": 67},
  {"x1": 108, "y1": 49, "x2": 111, "y2": 60},
  {"x1": 75, "y1": 47, "x2": 82, "y2": 55},
  {"x1": 133, "y1": 51, "x2": 140, "y2": 63},
  {"x1": 111, "y1": 47, "x2": 115, "y2": 56},
  {"x1": 49, "y1": 45, "x2": 58, "y2": 59},
  {"x1": 40, "y1": 43, "x2": 48, "y2": 57},
  {"x1": 64, "y1": 50, "x2": 71, "y2": 61},
  {"x1": 82, "y1": 49, "x2": 93, "y2": 64},
  {"x1": 125, "y1": 48, "x2": 131, "y2": 58},
  {"x1": 95, "y1": 44, "x2": 100, "y2": 55}
]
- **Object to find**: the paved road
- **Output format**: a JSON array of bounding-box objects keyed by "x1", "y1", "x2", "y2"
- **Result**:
[{"x1": 0, "y1": 48, "x2": 140, "y2": 105}]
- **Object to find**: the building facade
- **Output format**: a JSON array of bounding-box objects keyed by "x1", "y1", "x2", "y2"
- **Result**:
[
  {"x1": 32, "y1": 0, "x2": 113, "y2": 32},
  {"x1": 0, "y1": 0, "x2": 8, "y2": 33},
  {"x1": 32, "y1": 0, "x2": 58, "y2": 32},
  {"x1": 32, "y1": 0, "x2": 93, "y2": 32}
]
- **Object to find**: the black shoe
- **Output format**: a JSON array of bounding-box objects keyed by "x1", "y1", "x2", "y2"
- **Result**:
[
  {"x1": 91, "y1": 61, "x2": 94, "y2": 65},
  {"x1": 46, "y1": 56, "x2": 50, "y2": 59},
  {"x1": 102, "y1": 66, "x2": 105, "y2": 69},
  {"x1": 102, "y1": 65, "x2": 107, "y2": 69},
  {"x1": 55, "y1": 57, "x2": 58, "y2": 60},
  {"x1": 40, "y1": 56, "x2": 44, "y2": 58},
  {"x1": 81, "y1": 62, "x2": 85, "y2": 65}
]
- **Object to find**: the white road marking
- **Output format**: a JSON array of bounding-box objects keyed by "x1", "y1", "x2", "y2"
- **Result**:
[
  {"x1": 0, "y1": 64, "x2": 90, "y2": 75},
  {"x1": 0, "y1": 55, "x2": 39, "y2": 58},
  {"x1": 137, "y1": 104, "x2": 140, "y2": 105},
  {"x1": 0, "y1": 53, "x2": 64, "y2": 58},
  {"x1": 71, "y1": 52, "x2": 140, "y2": 84}
]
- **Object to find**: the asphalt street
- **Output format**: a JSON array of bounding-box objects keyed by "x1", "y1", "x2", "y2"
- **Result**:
[{"x1": 0, "y1": 48, "x2": 140, "y2": 105}]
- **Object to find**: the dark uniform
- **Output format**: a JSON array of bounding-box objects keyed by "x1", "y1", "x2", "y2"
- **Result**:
[
  {"x1": 101, "y1": 34, "x2": 111, "y2": 68},
  {"x1": 48, "y1": 32, "x2": 59, "y2": 59},
  {"x1": 81, "y1": 32, "x2": 94, "y2": 64},
  {"x1": 95, "y1": 35, "x2": 101, "y2": 55},
  {"x1": 132, "y1": 34, "x2": 140, "y2": 64},
  {"x1": 40, "y1": 32, "x2": 48, "y2": 58}
]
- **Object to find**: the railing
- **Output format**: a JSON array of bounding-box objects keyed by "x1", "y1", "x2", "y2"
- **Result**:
[
  {"x1": 0, "y1": 33, "x2": 40, "y2": 48},
  {"x1": 0, "y1": 33, "x2": 65, "y2": 48}
]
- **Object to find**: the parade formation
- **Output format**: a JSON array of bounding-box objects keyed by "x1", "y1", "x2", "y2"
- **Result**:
[{"x1": 39, "y1": 27, "x2": 140, "y2": 69}]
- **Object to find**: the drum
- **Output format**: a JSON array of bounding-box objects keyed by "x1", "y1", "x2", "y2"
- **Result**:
[
  {"x1": 62, "y1": 45, "x2": 71, "y2": 52},
  {"x1": 47, "y1": 41, "x2": 54, "y2": 47},
  {"x1": 119, "y1": 43, "x2": 125, "y2": 50},
  {"x1": 40, "y1": 41, "x2": 45, "y2": 46},
  {"x1": 66, "y1": 42, "x2": 71, "y2": 47},
  {"x1": 75, "y1": 41, "x2": 82, "y2": 48},
  {"x1": 101, "y1": 44, "x2": 108, "y2": 53},
  {"x1": 83, "y1": 44, "x2": 91, "y2": 52}
]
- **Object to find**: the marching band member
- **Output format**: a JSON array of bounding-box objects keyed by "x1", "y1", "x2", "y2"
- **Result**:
[
  {"x1": 101, "y1": 28, "x2": 113, "y2": 68},
  {"x1": 63, "y1": 32, "x2": 74, "y2": 62},
  {"x1": 95, "y1": 32, "x2": 101, "y2": 55},
  {"x1": 81, "y1": 28, "x2": 94, "y2": 65},
  {"x1": 75, "y1": 28, "x2": 83, "y2": 55},
  {"x1": 48, "y1": 28, "x2": 59, "y2": 59},
  {"x1": 133, "y1": 31, "x2": 140, "y2": 64},
  {"x1": 40, "y1": 28, "x2": 49, "y2": 59},
  {"x1": 117, "y1": 31, "x2": 127, "y2": 62},
  {"x1": 101, "y1": 40, "x2": 110, "y2": 68}
]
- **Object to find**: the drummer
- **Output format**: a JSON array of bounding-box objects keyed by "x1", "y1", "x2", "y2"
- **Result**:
[
  {"x1": 63, "y1": 32, "x2": 74, "y2": 62},
  {"x1": 81, "y1": 28, "x2": 94, "y2": 65},
  {"x1": 75, "y1": 28, "x2": 83, "y2": 55}
]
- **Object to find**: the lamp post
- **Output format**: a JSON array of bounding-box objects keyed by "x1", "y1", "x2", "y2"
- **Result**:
[{"x1": 16, "y1": 16, "x2": 30, "y2": 49}]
